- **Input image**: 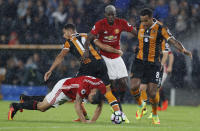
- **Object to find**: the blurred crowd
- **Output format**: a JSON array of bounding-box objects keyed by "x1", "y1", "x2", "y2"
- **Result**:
[
  {"x1": 0, "y1": 0, "x2": 199, "y2": 44},
  {"x1": 0, "y1": 0, "x2": 200, "y2": 89}
]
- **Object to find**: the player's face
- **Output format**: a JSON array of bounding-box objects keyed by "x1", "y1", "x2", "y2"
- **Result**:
[
  {"x1": 140, "y1": 15, "x2": 153, "y2": 29},
  {"x1": 63, "y1": 29, "x2": 71, "y2": 39},
  {"x1": 105, "y1": 11, "x2": 116, "y2": 25},
  {"x1": 88, "y1": 89, "x2": 97, "y2": 103}
]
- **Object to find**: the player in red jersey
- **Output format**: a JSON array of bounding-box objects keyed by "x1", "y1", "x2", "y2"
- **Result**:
[
  {"x1": 8, "y1": 76, "x2": 122, "y2": 123},
  {"x1": 83, "y1": 5, "x2": 137, "y2": 117}
]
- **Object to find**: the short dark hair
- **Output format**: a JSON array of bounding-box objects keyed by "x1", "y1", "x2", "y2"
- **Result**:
[
  {"x1": 64, "y1": 24, "x2": 76, "y2": 31},
  {"x1": 140, "y1": 8, "x2": 153, "y2": 17},
  {"x1": 91, "y1": 90, "x2": 104, "y2": 104}
]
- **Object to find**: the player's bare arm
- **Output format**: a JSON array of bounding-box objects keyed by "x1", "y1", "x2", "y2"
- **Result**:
[
  {"x1": 90, "y1": 101, "x2": 103, "y2": 123},
  {"x1": 94, "y1": 39, "x2": 123, "y2": 56},
  {"x1": 167, "y1": 53, "x2": 174, "y2": 73},
  {"x1": 130, "y1": 27, "x2": 138, "y2": 37},
  {"x1": 44, "y1": 49, "x2": 69, "y2": 81},
  {"x1": 161, "y1": 52, "x2": 168, "y2": 66},
  {"x1": 168, "y1": 38, "x2": 192, "y2": 58},
  {"x1": 74, "y1": 93, "x2": 87, "y2": 123},
  {"x1": 83, "y1": 33, "x2": 96, "y2": 59}
]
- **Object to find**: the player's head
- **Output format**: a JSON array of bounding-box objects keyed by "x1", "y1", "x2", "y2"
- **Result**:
[
  {"x1": 88, "y1": 89, "x2": 104, "y2": 104},
  {"x1": 63, "y1": 24, "x2": 76, "y2": 39},
  {"x1": 104, "y1": 5, "x2": 116, "y2": 25},
  {"x1": 140, "y1": 8, "x2": 153, "y2": 29}
]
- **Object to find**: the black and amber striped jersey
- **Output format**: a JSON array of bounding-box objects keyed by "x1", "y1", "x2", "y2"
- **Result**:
[
  {"x1": 136, "y1": 19, "x2": 172, "y2": 63},
  {"x1": 63, "y1": 33, "x2": 101, "y2": 64}
]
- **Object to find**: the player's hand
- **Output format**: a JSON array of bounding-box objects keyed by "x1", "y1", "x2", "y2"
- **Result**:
[
  {"x1": 86, "y1": 120, "x2": 95, "y2": 124},
  {"x1": 183, "y1": 49, "x2": 192, "y2": 59},
  {"x1": 44, "y1": 71, "x2": 52, "y2": 81},
  {"x1": 117, "y1": 50, "x2": 123, "y2": 56}
]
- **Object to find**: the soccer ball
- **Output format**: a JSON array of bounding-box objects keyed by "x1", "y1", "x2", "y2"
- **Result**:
[{"x1": 111, "y1": 111, "x2": 123, "y2": 124}]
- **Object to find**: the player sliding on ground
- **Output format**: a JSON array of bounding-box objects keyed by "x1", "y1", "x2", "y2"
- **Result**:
[{"x1": 8, "y1": 76, "x2": 124, "y2": 124}]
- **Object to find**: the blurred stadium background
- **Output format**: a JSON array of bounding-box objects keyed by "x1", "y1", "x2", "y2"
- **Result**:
[{"x1": 0, "y1": 0, "x2": 200, "y2": 106}]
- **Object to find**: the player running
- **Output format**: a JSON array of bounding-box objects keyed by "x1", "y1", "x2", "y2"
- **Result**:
[
  {"x1": 139, "y1": 41, "x2": 174, "y2": 118},
  {"x1": 83, "y1": 5, "x2": 137, "y2": 119},
  {"x1": 130, "y1": 8, "x2": 192, "y2": 124},
  {"x1": 8, "y1": 76, "x2": 124, "y2": 123}
]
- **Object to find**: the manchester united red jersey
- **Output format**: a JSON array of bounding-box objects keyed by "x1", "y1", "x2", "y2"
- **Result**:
[
  {"x1": 91, "y1": 18, "x2": 133, "y2": 59},
  {"x1": 61, "y1": 76, "x2": 106, "y2": 100}
]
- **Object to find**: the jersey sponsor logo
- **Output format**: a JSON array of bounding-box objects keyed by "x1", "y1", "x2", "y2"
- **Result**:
[
  {"x1": 140, "y1": 34, "x2": 154, "y2": 39},
  {"x1": 104, "y1": 35, "x2": 117, "y2": 41}
]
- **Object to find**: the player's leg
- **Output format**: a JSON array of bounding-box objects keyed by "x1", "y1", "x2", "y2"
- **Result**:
[
  {"x1": 130, "y1": 59, "x2": 145, "y2": 120},
  {"x1": 8, "y1": 78, "x2": 70, "y2": 120},
  {"x1": 140, "y1": 83, "x2": 148, "y2": 115},
  {"x1": 146, "y1": 64, "x2": 161, "y2": 124},
  {"x1": 117, "y1": 77, "x2": 129, "y2": 109}
]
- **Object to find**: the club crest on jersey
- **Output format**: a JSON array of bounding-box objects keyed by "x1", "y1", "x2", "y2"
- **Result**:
[
  {"x1": 114, "y1": 29, "x2": 119, "y2": 34},
  {"x1": 81, "y1": 89, "x2": 86, "y2": 95}
]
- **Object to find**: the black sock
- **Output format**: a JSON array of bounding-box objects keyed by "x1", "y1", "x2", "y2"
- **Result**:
[
  {"x1": 22, "y1": 95, "x2": 45, "y2": 102},
  {"x1": 17, "y1": 101, "x2": 38, "y2": 110}
]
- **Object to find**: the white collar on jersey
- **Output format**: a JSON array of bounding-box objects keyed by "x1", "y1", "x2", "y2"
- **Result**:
[{"x1": 149, "y1": 19, "x2": 158, "y2": 29}]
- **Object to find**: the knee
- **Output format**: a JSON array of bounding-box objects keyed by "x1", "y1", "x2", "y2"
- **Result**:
[
  {"x1": 38, "y1": 107, "x2": 47, "y2": 112},
  {"x1": 148, "y1": 89, "x2": 157, "y2": 99},
  {"x1": 130, "y1": 79, "x2": 140, "y2": 91}
]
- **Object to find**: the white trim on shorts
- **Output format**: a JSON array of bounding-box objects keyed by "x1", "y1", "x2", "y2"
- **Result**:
[
  {"x1": 101, "y1": 55, "x2": 128, "y2": 80},
  {"x1": 45, "y1": 78, "x2": 72, "y2": 107}
]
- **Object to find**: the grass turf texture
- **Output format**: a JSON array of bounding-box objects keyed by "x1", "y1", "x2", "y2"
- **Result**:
[{"x1": 0, "y1": 101, "x2": 200, "y2": 131}]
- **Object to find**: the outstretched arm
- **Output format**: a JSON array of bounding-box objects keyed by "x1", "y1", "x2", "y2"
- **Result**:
[
  {"x1": 94, "y1": 39, "x2": 123, "y2": 56},
  {"x1": 44, "y1": 49, "x2": 69, "y2": 81},
  {"x1": 75, "y1": 94, "x2": 86, "y2": 123},
  {"x1": 89, "y1": 101, "x2": 103, "y2": 123},
  {"x1": 168, "y1": 38, "x2": 192, "y2": 58}
]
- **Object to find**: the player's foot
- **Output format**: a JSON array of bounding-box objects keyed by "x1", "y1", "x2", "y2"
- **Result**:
[
  {"x1": 162, "y1": 100, "x2": 168, "y2": 111},
  {"x1": 19, "y1": 94, "x2": 24, "y2": 112},
  {"x1": 73, "y1": 115, "x2": 89, "y2": 122},
  {"x1": 157, "y1": 106, "x2": 162, "y2": 111},
  {"x1": 147, "y1": 112, "x2": 152, "y2": 119},
  {"x1": 136, "y1": 102, "x2": 145, "y2": 120},
  {"x1": 8, "y1": 103, "x2": 19, "y2": 120},
  {"x1": 122, "y1": 113, "x2": 130, "y2": 123},
  {"x1": 152, "y1": 115, "x2": 160, "y2": 124}
]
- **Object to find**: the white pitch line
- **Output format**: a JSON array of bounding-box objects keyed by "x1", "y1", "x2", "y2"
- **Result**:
[{"x1": 0, "y1": 125, "x2": 196, "y2": 130}]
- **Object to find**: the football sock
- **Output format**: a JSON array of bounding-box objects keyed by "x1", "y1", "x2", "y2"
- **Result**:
[
  {"x1": 105, "y1": 90, "x2": 120, "y2": 112},
  {"x1": 149, "y1": 91, "x2": 160, "y2": 115},
  {"x1": 141, "y1": 90, "x2": 148, "y2": 102},
  {"x1": 21, "y1": 95, "x2": 45, "y2": 102},
  {"x1": 16, "y1": 100, "x2": 38, "y2": 110},
  {"x1": 131, "y1": 89, "x2": 142, "y2": 106}
]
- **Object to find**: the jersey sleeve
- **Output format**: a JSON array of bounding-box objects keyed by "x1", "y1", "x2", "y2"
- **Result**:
[
  {"x1": 161, "y1": 27, "x2": 173, "y2": 41},
  {"x1": 63, "y1": 41, "x2": 70, "y2": 49},
  {"x1": 91, "y1": 21, "x2": 101, "y2": 35},
  {"x1": 120, "y1": 19, "x2": 134, "y2": 32}
]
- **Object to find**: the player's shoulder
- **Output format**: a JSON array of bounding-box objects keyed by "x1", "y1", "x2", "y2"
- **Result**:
[
  {"x1": 96, "y1": 18, "x2": 107, "y2": 24},
  {"x1": 155, "y1": 19, "x2": 168, "y2": 29},
  {"x1": 116, "y1": 18, "x2": 128, "y2": 23}
]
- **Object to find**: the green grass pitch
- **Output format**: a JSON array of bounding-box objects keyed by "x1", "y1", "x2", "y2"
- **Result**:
[{"x1": 0, "y1": 101, "x2": 200, "y2": 131}]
